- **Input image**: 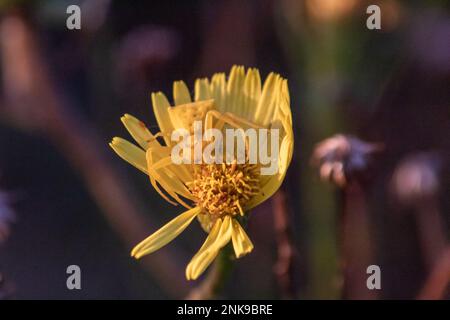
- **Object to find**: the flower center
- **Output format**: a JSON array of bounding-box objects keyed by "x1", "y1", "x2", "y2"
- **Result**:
[{"x1": 188, "y1": 161, "x2": 260, "y2": 219}]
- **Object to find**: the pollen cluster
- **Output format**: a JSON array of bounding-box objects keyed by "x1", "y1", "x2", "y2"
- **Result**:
[{"x1": 188, "y1": 161, "x2": 260, "y2": 219}]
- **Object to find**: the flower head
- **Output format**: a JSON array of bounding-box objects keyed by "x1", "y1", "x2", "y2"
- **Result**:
[{"x1": 110, "y1": 66, "x2": 293, "y2": 280}]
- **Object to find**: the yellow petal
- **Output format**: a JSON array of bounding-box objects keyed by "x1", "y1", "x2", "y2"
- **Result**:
[
  {"x1": 117, "y1": 142, "x2": 179, "y2": 204},
  {"x1": 248, "y1": 175, "x2": 281, "y2": 210},
  {"x1": 194, "y1": 78, "x2": 211, "y2": 101},
  {"x1": 210, "y1": 72, "x2": 227, "y2": 112},
  {"x1": 186, "y1": 216, "x2": 233, "y2": 280},
  {"x1": 245, "y1": 77, "x2": 293, "y2": 210},
  {"x1": 231, "y1": 219, "x2": 254, "y2": 258},
  {"x1": 272, "y1": 80, "x2": 292, "y2": 131},
  {"x1": 280, "y1": 79, "x2": 291, "y2": 120},
  {"x1": 254, "y1": 73, "x2": 281, "y2": 126},
  {"x1": 211, "y1": 215, "x2": 233, "y2": 250},
  {"x1": 262, "y1": 78, "x2": 282, "y2": 126},
  {"x1": 243, "y1": 68, "x2": 261, "y2": 119},
  {"x1": 109, "y1": 137, "x2": 147, "y2": 174},
  {"x1": 247, "y1": 136, "x2": 292, "y2": 209},
  {"x1": 185, "y1": 218, "x2": 222, "y2": 280},
  {"x1": 131, "y1": 207, "x2": 201, "y2": 259},
  {"x1": 226, "y1": 65, "x2": 245, "y2": 115},
  {"x1": 187, "y1": 248, "x2": 219, "y2": 281},
  {"x1": 121, "y1": 114, "x2": 154, "y2": 150},
  {"x1": 151, "y1": 92, "x2": 174, "y2": 146},
  {"x1": 173, "y1": 80, "x2": 192, "y2": 105},
  {"x1": 279, "y1": 133, "x2": 294, "y2": 174}
]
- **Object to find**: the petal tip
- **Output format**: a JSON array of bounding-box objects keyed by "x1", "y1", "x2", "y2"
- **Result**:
[{"x1": 110, "y1": 137, "x2": 120, "y2": 145}]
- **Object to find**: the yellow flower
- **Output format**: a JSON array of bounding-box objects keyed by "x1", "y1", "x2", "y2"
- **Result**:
[{"x1": 110, "y1": 66, "x2": 293, "y2": 280}]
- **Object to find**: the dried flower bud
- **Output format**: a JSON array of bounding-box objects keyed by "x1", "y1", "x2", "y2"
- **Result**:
[{"x1": 311, "y1": 134, "x2": 383, "y2": 187}]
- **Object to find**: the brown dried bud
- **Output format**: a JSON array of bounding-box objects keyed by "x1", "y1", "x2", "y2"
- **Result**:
[{"x1": 311, "y1": 134, "x2": 383, "y2": 187}]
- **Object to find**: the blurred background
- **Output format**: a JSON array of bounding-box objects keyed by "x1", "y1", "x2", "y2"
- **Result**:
[{"x1": 0, "y1": 0, "x2": 449, "y2": 299}]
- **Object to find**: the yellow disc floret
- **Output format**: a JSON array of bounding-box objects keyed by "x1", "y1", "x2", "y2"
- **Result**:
[{"x1": 188, "y1": 161, "x2": 260, "y2": 220}]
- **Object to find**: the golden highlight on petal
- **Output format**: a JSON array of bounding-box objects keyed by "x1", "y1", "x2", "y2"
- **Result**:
[{"x1": 131, "y1": 207, "x2": 201, "y2": 259}]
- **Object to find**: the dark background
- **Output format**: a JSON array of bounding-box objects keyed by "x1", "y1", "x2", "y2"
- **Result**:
[{"x1": 0, "y1": 0, "x2": 449, "y2": 299}]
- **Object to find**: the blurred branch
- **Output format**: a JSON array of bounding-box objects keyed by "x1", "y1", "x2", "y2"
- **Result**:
[
  {"x1": 272, "y1": 189, "x2": 298, "y2": 299},
  {"x1": 0, "y1": 11, "x2": 189, "y2": 297},
  {"x1": 415, "y1": 200, "x2": 447, "y2": 270},
  {"x1": 0, "y1": 191, "x2": 15, "y2": 300},
  {"x1": 0, "y1": 272, "x2": 14, "y2": 300},
  {"x1": 417, "y1": 247, "x2": 450, "y2": 300},
  {"x1": 390, "y1": 152, "x2": 446, "y2": 270},
  {"x1": 340, "y1": 181, "x2": 378, "y2": 299},
  {"x1": 0, "y1": 191, "x2": 14, "y2": 244}
]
